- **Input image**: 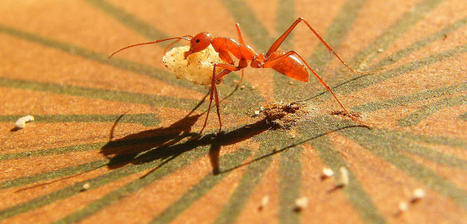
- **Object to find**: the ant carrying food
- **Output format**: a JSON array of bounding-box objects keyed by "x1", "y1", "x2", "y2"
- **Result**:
[{"x1": 110, "y1": 17, "x2": 367, "y2": 134}]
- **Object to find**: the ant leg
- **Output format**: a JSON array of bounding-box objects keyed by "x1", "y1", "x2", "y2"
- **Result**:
[
  {"x1": 264, "y1": 51, "x2": 369, "y2": 126},
  {"x1": 265, "y1": 17, "x2": 362, "y2": 74},
  {"x1": 199, "y1": 64, "x2": 239, "y2": 134},
  {"x1": 235, "y1": 23, "x2": 247, "y2": 46}
]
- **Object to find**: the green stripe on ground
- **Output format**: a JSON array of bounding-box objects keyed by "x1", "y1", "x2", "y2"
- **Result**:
[
  {"x1": 398, "y1": 95, "x2": 467, "y2": 127},
  {"x1": 342, "y1": 128, "x2": 467, "y2": 207},
  {"x1": 0, "y1": 113, "x2": 159, "y2": 127},
  {"x1": 312, "y1": 138, "x2": 385, "y2": 224},
  {"x1": 0, "y1": 150, "x2": 179, "y2": 221},
  {"x1": 405, "y1": 144, "x2": 467, "y2": 170},
  {"x1": 340, "y1": 45, "x2": 467, "y2": 95},
  {"x1": 214, "y1": 130, "x2": 285, "y2": 224},
  {"x1": 0, "y1": 142, "x2": 105, "y2": 161},
  {"x1": 275, "y1": 0, "x2": 367, "y2": 102},
  {"x1": 373, "y1": 17, "x2": 467, "y2": 69},
  {"x1": 149, "y1": 148, "x2": 251, "y2": 224},
  {"x1": 297, "y1": 120, "x2": 386, "y2": 224},
  {"x1": 0, "y1": 24, "x2": 204, "y2": 92},
  {"x1": 220, "y1": 0, "x2": 273, "y2": 51},
  {"x1": 308, "y1": 0, "x2": 366, "y2": 74},
  {"x1": 84, "y1": 0, "x2": 168, "y2": 40},
  {"x1": 276, "y1": 0, "x2": 296, "y2": 50},
  {"x1": 52, "y1": 145, "x2": 210, "y2": 224},
  {"x1": 353, "y1": 83, "x2": 467, "y2": 112},
  {"x1": 0, "y1": 160, "x2": 108, "y2": 189},
  {"x1": 0, "y1": 77, "x2": 199, "y2": 110},
  {"x1": 367, "y1": 129, "x2": 466, "y2": 150},
  {"x1": 279, "y1": 146, "x2": 303, "y2": 224},
  {"x1": 351, "y1": 0, "x2": 443, "y2": 67}
]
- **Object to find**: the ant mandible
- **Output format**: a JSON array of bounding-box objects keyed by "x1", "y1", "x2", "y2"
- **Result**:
[{"x1": 110, "y1": 17, "x2": 366, "y2": 134}]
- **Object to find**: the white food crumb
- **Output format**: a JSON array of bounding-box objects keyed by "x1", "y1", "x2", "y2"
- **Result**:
[
  {"x1": 14, "y1": 115, "x2": 34, "y2": 129},
  {"x1": 254, "y1": 110, "x2": 260, "y2": 115},
  {"x1": 412, "y1": 188, "x2": 425, "y2": 201},
  {"x1": 398, "y1": 201, "x2": 408, "y2": 212},
  {"x1": 294, "y1": 197, "x2": 309, "y2": 211},
  {"x1": 322, "y1": 168, "x2": 334, "y2": 177},
  {"x1": 338, "y1": 167, "x2": 349, "y2": 186},
  {"x1": 162, "y1": 45, "x2": 224, "y2": 85}
]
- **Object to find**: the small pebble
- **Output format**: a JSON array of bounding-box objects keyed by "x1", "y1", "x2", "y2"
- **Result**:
[
  {"x1": 412, "y1": 188, "x2": 425, "y2": 202},
  {"x1": 294, "y1": 197, "x2": 308, "y2": 212},
  {"x1": 254, "y1": 110, "x2": 260, "y2": 116},
  {"x1": 82, "y1": 182, "x2": 91, "y2": 191},
  {"x1": 398, "y1": 201, "x2": 408, "y2": 212},
  {"x1": 377, "y1": 48, "x2": 384, "y2": 53},
  {"x1": 258, "y1": 195, "x2": 270, "y2": 211},
  {"x1": 322, "y1": 168, "x2": 334, "y2": 178},
  {"x1": 15, "y1": 115, "x2": 34, "y2": 129},
  {"x1": 338, "y1": 167, "x2": 349, "y2": 187}
]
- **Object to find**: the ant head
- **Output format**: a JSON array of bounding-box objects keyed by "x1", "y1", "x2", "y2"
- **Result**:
[{"x1": 184, "y1": 32, "x2": 213, "y2": 59}]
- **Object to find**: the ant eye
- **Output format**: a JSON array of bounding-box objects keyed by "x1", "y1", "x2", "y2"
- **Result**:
[{"x1": 195, "y1": 39, "x2": 200, "y2": 43}]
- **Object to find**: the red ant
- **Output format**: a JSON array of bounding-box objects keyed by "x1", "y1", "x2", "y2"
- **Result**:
[{"x1": 110, "y1": 17, "x2": 367, "y2": 134}]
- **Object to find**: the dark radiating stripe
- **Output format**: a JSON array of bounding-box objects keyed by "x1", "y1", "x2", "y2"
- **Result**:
[
  {"x1": 351, "y1": 0, "x2": 444, "y2": 67},
  {"x1": 279, "y1": 146, "x2": 303, "y2": 224},
  {"x1": 220, "y1": 0, "x2": 274, "y2": 51},
  {"x1": 0, "y1": 113, "x2": 159, "y2": 127},
  {"x1": 0, "y1": 160, "x2": 108, "y2": 189},
  {"x1": 84, "y1": 0, "x2": 168, "y2": 40},
  {"x1": 342, "y1": 127, "x2": 467, "y2": 208},
  {"x1": 275, "y1": 0, "x2": 367, "y2": 102},
  {"x1": 398, "y1": 95, "x2": 467, "y2": 127},
  {"x1": 298, "y1": 120, "x2": 386, "y2": 224},
  {"x1": 149, "y1": 148, "x2": 251, "y2": 224},
  {"x1": 373, "y1": 17, "x2": 467, "y2": 69},
  {"x1": 0, "y1": 142, "x2": 105, "y2": 161},
  {"x1": 0, "y1": 24, "x2": 205, "y2": 92},
  {"x1": 353, "y1": 83, "x2": 466, "y2": 112},
  {"x1": 52, "y1": 145, "x2": 210, "y2": 224},
  {"x1": 307, "y1": 0, "x2": 367, "y2": 74},
  {"x1": 0, "y1": 152, "x2": 180, "y2": 220},
  {"x1": 214, "y1": 130, "x2": 284, "y2": 224},
  {"x1": 0, "y1": 77, "x2": 199, "y2": 110}
]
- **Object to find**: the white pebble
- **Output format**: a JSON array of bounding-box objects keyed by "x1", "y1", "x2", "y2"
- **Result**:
[
  {"x1": 338, "y1": 167, "x2": 349, "y2": 186},
  {"x1": 294, "y1": 197, "x2": 308, "y2": 211},
  {"x1": 322, "y1": 168, "x2": 334, "y2": 177},
  {"x1": 412, "y1": 188, "x2": 425, "y2": 200},
  {"x1": 15, "y1": 115, "x2": 34, "y2": 129},
  {"x1": 259, "y1": 195, "x2": 269, "y2": 209},
  {"x1": 254, "y1": 110, "x2": 260, "y2": 115},
  {"x1": 82, "y1": 182, "x2": 91, "y2": 190},
  {"x1": 398, "y1": 201, "x2": 408, "y2": 212}
]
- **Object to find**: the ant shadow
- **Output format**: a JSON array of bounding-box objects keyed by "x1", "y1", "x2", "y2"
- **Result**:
[
  {"x1": 101, "y1": 108, "x2": 368, "y2": 177},
  {"x1": 100, "y1": 110, "x2": 272, "y2": 175}
]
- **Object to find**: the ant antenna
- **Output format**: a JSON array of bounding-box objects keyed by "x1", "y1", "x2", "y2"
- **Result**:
[{"x1": 108, "y1": 35, "x2": 192, "y2": 58}]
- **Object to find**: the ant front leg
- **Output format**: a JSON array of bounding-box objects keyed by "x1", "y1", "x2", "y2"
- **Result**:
[
  {"x1": 264, "y1": 50, "x2": 369, "y2": 126},
  {"x1": 199, "y1": 64, "x2": 239, "y2": 135},
  {"x1": 266, "y1": 17, "x2": 361, "y2": 74}
]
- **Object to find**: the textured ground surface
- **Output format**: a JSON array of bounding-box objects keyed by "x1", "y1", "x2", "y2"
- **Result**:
[{"x1": 0, "y1": 0, "x2": 466, "y2": 223}]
